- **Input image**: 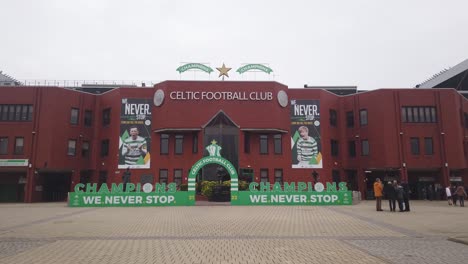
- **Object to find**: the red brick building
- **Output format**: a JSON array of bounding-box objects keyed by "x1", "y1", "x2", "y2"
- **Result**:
[{"x1": 1, "y1": 80, "x2": 467, "y2": 202}]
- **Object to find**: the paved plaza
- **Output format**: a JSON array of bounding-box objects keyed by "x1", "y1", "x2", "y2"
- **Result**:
[{"x1": 0, "y1": 200, "x2": 467, "y2": 264}]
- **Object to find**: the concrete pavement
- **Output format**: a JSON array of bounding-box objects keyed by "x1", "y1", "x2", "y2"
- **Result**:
[{"x1": 0, "y1": 200, "x2": 466, "y2": 263}]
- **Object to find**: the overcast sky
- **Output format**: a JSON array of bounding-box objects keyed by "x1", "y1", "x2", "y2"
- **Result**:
[{"x1": 1, "y1": 0, "x2": 468, "y2": 90}]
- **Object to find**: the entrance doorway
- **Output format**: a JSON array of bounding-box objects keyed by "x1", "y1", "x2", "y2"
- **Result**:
[{"x1": 42, "y1": 172, "x2": 72, "y2": 202}]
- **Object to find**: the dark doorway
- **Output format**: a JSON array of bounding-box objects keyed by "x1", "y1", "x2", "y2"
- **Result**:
[{"x1": 42, "y1": 172, "x2": 72, "y2": 202}]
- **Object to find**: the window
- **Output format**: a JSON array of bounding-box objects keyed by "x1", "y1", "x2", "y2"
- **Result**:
[
  {"x1": 0, "y1": 137, "x2": 8, "y2": 154},
  {"x1": 274, "y1": 169, "x2": 283, "y2": 184},
  {"x1": 192, "y1": 133, "x2": 198, "y2": 153},
  {"x1": 68, "y1": 139, "x2": 77, "y2": 156},
  {"x1": 361, "y1": 140, "x2": 369, "y2": 156},
  {"x1": 84, "y1": 110, "x2": 92, "y2": 127},
  {"x1": 359, "y1": 109, "x2": 368, "y2": 126},
  {"x1": 160, "y1": 134, "x2": 169, "y2": 154},
  {"x1": 82, "y1": 141, "x2": 90, "y2": 158},
  {"x1": 329, "y1": 109, "x2": 337, "y2": 127},
  {"x1": 70, "y1": 108, "x2": 79, "y2": 125},
  {"x1": 346, "y1": 111, "x2": 354, "y2": 128},
  {"x1": 410, "y1": 137, "x2": 420, "y2": 155},
  {"x1": 348, "y1": 141, "x2": 356, "y2": 157},
  {"x1": 331, "y1": 139, "x2": 339, "y2": 156},
  {"x1": 101, "y1": 139, "x2": 109, "y2": 157},
  {"x1": 401, "y1": 106, "x2": 437, "y2": 123},
  {"x1": 260, "y1": 169, "x2": 269, "y2": 183},
  {"x1": 159, "y1": 169, "x2": 168, "y2": 184},
  {"x1": 102, "y1": 108, "x2": 111, "y2": 126},
  {"x1": 274, "y1": 134, "x2": 282, "y2": 154},
  {"x1": 424, "y1": 137, "x2": 433, "y2": 155},
  {"x1": 174, "y1": 169, "x2": 183, "y2": 187},
  {"x1": 0, "y1": 104, "x2": 33, "y2": 122},
  {"x1": 175, "y1": 134, "x2": 183, "y2": 154},
  {"x1": 14, "y1": 137, "x2": 24, "y2": 154},
  {"x1": 260, "y1": 135, "x2": 268, "y2": 154},
  {"x1": 244, "y1": 132, "x2": 250, "y2": 153}
]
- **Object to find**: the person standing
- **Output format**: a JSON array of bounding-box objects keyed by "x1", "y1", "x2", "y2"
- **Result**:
[
  {"x1": 446, "y1": 185, "x2": 453, "y2": 206},
  {"x1": 456, "y1": 185, "x2": 467, "y2": 207},
  {"x1": 374, "y1": 178, "x2": 383, "y2": 211},
  {"x1": 386, "y1": 181, "x2": 397, "y2": 212},
  {"x1": 451, "y1": 185, "x2": 458, "y2": 206},
  {"x1": 402, "y1": 182, "x2": 411, "y2": 212}
]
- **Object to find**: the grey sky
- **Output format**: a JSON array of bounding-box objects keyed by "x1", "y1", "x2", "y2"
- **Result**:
[{"x1": 1, "y1": 0, "x2": 468, "y2": 90}]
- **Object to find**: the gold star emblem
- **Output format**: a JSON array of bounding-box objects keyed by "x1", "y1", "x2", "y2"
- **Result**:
[
  {"x1": 216, "y1": 63, "x2": 231, "y2": 80},
  {"x1": 211, "y1": 139, "x2": 217, "y2": 145}
]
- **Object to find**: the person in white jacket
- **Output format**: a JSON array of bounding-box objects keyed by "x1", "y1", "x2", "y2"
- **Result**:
[{"x1": 445, "y1": 185, "x2": 453, "y2": 206}]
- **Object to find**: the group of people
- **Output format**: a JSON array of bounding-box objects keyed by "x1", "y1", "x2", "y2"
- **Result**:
[
  {"x1": 374, "y1": 178, "x2": 410, "y2": 212},
  {"x1": 445, "y1": 185, "x2": 467, "y2": 207}
]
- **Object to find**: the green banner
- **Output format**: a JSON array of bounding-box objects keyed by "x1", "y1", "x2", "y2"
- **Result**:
[
  {"x1": 232, "y1": 191, "x2": 352, "y2": 206},
  {"x1": 176, "y1": 63, "x2": 214, "y2": 73},
  {"x1": 236, "y1": 64, "x2": 273, "y2": 74},
  {"x1": 68, "y1": 192, "x2": 193, "y2": 207}
]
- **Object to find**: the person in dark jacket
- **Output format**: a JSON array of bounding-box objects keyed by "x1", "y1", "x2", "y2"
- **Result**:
[
  {"x1": 386, "y1": 181, "x2": 397, "y2": 212},
  {"x1": 401, "y1": 182, "x2": 410, "y2": 212},
  {"x1": 122, "y1": 167, "x2": 131, "y2": 192},
  {"x1": 456, "y1": 185, "x2": 467, "y2": 207}
]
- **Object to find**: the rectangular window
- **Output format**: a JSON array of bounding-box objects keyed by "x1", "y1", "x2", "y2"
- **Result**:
[
  {"x1": 329, "y1": 109, "x2": 337, "y2": 127},
  {"x1": 260, "y1": 135, "x2": 268, "y2": 154},
  {"x1": 331, "y1": 139, "x2": 339, "y2": 156},
  {"x1": 102, "y1": 108, "x2": 111, "y2": 126},
  {"x1": 274, "y1": 169, "x2": 283, "y2": 184},
  {"x1": 14, "y1": 137, "x2": 24, "y2": 154},
  {"x1": 101, "y1": 139, "x2": 109, "y2": 157},
  {"x1": 0, "y1": 137, "x2": 8, "y2": 154},
  {"x1": 361, "y1": 140, "x2": 369, "y2": 156},
  {"x1": 8, "y1": 105, "x2": 14, "y2": 121},
  {"x1": 1, "y1": 105, "x2": 8, "y2": 121},
  {"x1": 159, "y1": 169, "x2": 168, "y2": 184},
  {"x1": 346, "y1": 111, "x2": 354, "y2": 128},
  {"x1": 348, "y1": 140, "x2": 356, "y2": 157},
  {"x1": 410, "y1": 137, "x2": 420, "y2": 155},
  {"x1": 260, "y1": 169, "x2": 269, "y2": 183},
  {"x1": 244, "y1": 132, "x2": 250, "y2": 153},
  {"x1": 28, "y1": 105, "x2": 33, "y2": 121},
  {"x1": 192, "y1": 133, "x2": 198, "y2": 153},
  {"x1": 84, "y1": 110, "x2": 92, "y2": 127},
  {"x1": 160, "y1": 134, "x2": 169, "y2": 154},
  {"x1": 174, "y1": 169, "x2": 183, "y2": 187},
  {"x1": 401, "y1": 106, "x2": 437, "y2": 123},
  {"x1": 21, "y1": 105, "x2": 28, "y2": 121},
  {"x1": 15, "y1": 105, "x2": 21, "y2": 121},
  {"x1": 175, "y1": 134, "x2": 183, "y2": 154},
  {"x1": 82, "y1": 141, "x2": 90, "y2": 158},
  {"x1": 70, "y1": 108, "x2": 79, "y2": 125},
  {"x1": 0, "y1": 105, "x2": 33, "y2": 122},
  {"x1": 274, "y1": 134, "x2": 282, "y2": 154},
  {"x1": 424, "y1": 137, "x2": 433, "y2": 155},
  {"x1": 359, "y1": 109, "x2": 368, "y2": 126},
  {"x1": 68, "y1": 139, "x2": 77, "y2": 156},
  {"x1": 401, "y1": 107, "x2": 407, "y2": 122}
]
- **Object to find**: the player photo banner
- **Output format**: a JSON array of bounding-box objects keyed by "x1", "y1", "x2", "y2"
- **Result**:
[
  {"x1": 118, "y1": 98, "x2": 152, "y2": 169},
  {"x1": 290, "y1": 99, "x2": 322, "y2": 169}
]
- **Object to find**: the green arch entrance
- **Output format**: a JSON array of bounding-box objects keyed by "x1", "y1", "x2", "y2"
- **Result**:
[{"x1": 187, "y1": 156, "x2": 239, "y2": 205}]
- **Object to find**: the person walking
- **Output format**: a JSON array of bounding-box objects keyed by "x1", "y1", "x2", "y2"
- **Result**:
[
  {"x1": 374, "y1": 178, "x2": 383, "y2": 211},
  {"x1": 446, "y1": 185, "x2": 453, "y2": 206},
  {"x1": 395, "y1": 183, "x2": 405, "y2": 212},
  {"x1": 451, "y1": 185, "x2": 458, "y2": 206},
  {"x1": 455, "y1": 185, "x2": 467, "y2": 207}
]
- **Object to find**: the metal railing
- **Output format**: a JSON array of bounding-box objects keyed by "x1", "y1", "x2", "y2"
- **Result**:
[{"x1": 17, "y1": 79, "x2": 161, "y2": 87}]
